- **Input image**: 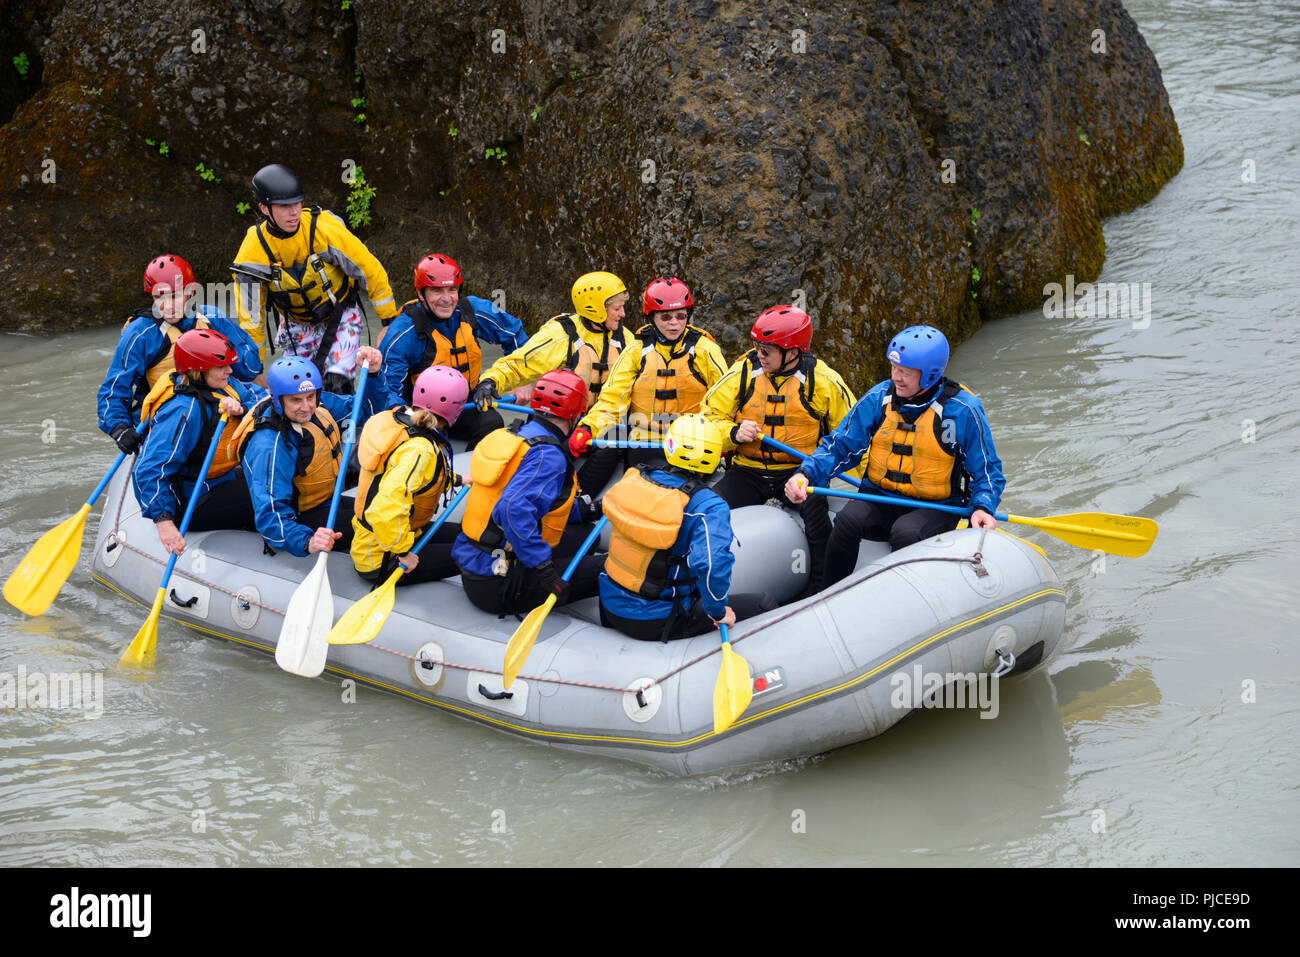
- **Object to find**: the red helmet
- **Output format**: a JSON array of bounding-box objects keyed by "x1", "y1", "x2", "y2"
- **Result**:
[
  {"x1": 750, "y1": 305, "x2": 812, "y2": 352},
  {"x1": 174, "y1": 330, "x2": 238, "y2": 373},
  {"x1": 530, "y1": 370, "x2": 588, "y2": 421},
  {"x1": 143, "y1": 254, "x2": 196, "y2": 295},
  {"x1": 642, "y1": 277, "x2": 694, "y2": 316},
  {"x1": 412, "y1": 365, "x2": 469, "y2": 426},
  {"x1": 414, "y1": 254, "x2": 463, "y2": 291}
]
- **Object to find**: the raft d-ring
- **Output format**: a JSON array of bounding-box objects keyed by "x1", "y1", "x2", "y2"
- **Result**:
[
  {"x1": 231, "y1": 587, "x2": 261, "y2": 630},
  {"x1": 623, "y1": 677, "x2": 662, "y2": 723},
  {"x1": 984, "y1": 624, "x2": 1018, "y2": 675},
  {"x1": 103, "y1": 530, "x2": 126, "y2": 568},
  {"x1": 411, "y1": 642, "x2": 444, "y2": 689},
  {"x1": 993, "y1": 647, "x2": 1016, "y2": 678}
]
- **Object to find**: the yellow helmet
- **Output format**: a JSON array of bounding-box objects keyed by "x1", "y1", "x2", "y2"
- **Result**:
[
  {"x1": 663, "y1": 413, "x2": 726, "y2": 474},
  {"x1": 571, "y1": 271, "x2": 627, "y2": 324}
]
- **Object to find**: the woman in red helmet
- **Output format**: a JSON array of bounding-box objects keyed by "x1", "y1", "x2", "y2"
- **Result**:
[
  {"x1": 131, "y1": 329, "x2": 262, "y2": 556},
  {"x1": 98, "y1": 254, "x2": 262, "y2": 456},
  {"x1": 378, "y1": 253, "x2": 527, "y2": 449},
  {"x1": 702, "y1": 305, "x2": 856, "y2": 592},
  {"x1": 452, "y1": 370, "x2": 605, "y2": 616}
]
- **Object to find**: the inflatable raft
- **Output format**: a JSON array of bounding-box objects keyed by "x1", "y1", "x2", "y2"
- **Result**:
[{"x1": 90, "y1": 462, "x2": 1066, "y2": 776}]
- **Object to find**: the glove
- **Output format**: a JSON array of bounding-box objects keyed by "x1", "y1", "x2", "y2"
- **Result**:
[
  {"x1": 568, "y1": 426, "x2": 592, "y2": 457},
  {"x1": 323, "y1": 371, "x2": 354, "y2": 395},
  {"x1": 532, "y1": 559, "x2": 570, "y2": 603},
  {"x1": 576, "y1": 493, "x2": 602, "y2": 523},
  {"x1": 471, "y1": 379, "x2": 498, "y2": 412},
  {"x1": 110, "y1": 423, "x2": 142, "y2": 455}
]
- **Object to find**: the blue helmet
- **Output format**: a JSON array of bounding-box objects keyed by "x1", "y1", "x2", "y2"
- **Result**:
[
  {"x1": 886, "y1": 326, "x2": 949, "y2": 391},
  {"x1": 266, "y1": 356, "x2": 322, "y2": 414}
]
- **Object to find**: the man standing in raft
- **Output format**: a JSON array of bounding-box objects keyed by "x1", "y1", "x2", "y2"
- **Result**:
[
  {"x1": 378, "y1": 253, "x2": 526, "y2": 449},
  {"x1": 598, "y1": 413, "x2": 774, "y2": 641},
  {"x1": 233, "y1": 349, "x2": 387, "y2": 557},
  {"x1": 702, "y1": 305, "x2": 855, "y2": 593},
  {"x1": 351, "y1": 365, "x2": 468, "y2": 585},
  {"x1": 569, "y1": 276, "x2": 729, "y2": 493},
  {"x1": 453, "y1": 370, "x2": 604, "y2": 617},
  {"x1": 231, "y1": 164, "x2": 398, "y2": 388},
  {"x1": 786, "y1": 325, "x2": 1004, "y2": 589},
  {"x1": 99, "y1": 254, "x2": 261, "y2": 455}
]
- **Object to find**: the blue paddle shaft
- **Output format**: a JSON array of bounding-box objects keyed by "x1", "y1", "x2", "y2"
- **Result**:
[
  {"x1": 759, "y1": 434, "x2": 863, "y2": 490},
  {"x1": 807, "y1": 486, "x2": 988, "y2": 519},
  {"x1": 156, "y1": 412, "x2": 231, "y2": 592},
  {"x1": 593, "y1": 440, "x2": 662, "y2": 449},
  {"x1": 325, "y1": 365, "x2": 369, "y2": 532},
  {"x1": 562, "y1": 516, "x2": 608, "y2": 582},
  {"x1": 495, "y1": 401, "x2": 531, "y2": 415}
]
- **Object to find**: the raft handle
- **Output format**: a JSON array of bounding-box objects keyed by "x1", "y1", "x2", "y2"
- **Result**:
[
  {"x1": 168, "y1": 589, "x2": 199, "y2": 609},
  {"x1": 478, "y1": 683, "x2": 514, "y2": 701},
  {"x1": 993, "y1": 647, "x2": 1016, "y2": 678}
]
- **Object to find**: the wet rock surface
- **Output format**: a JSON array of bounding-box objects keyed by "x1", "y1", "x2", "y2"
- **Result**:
[{"x1": 0, "y1": 0, "x2": 1181, "y2": 390}]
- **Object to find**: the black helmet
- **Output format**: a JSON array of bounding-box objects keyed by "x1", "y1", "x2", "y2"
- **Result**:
[{"x1": 251, "y1": 164, "x2": 304, "y2": 207}]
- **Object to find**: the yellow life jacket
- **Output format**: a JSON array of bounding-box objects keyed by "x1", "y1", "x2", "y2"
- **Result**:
[
  {"x1": 354, "y1": 407, "x2": 453, "y2": 531},
  {"x1": 865, "y1": 381, "x2": 967, "y2": 501},
  {"x1": 230, "y1": 395, "x2": 342, "y2": 513},
  {"x1": 253, "y1": 206, "x2": 352, "y2": 323},
  {"x1": 735, "y1": 352, "x2": 825, "y2": 468},
  {"x1": 627, "y1": 326, "x2": 713, "y2": 439},
  {"x1": 602, "y1": 468, "x2": 702, "y2": 599},
  {"x1": 554, "y1": 314, "x2": 626, "y2": 409},
  {"x1": 401, "y1": 297, "x2": 483, "y2": 392},
  {"x1": 122, "y1": 312, "x2": 212, "y2": 391},
  {"x1": 461, "y1": 423, "x2": 576, "y2": 553},
  {"x1": 138, "y1": 373, "x2": 241, "y2": 479}
]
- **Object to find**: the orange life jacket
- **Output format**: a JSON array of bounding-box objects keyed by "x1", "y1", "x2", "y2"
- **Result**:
[
  {"x1": 402, "y1": 297, "x2": 483, "y2": 393},
  {"x1": 735, "y1": 352, "x2": 825, "y2": 468},
  {"x1": 230, "y1": 396, "x2": 342, "y2": 513},
  {"x1": 865, "y1": 381, "x2": 967, "y2": 501},
  {"x1": 627, "y1": 326, "x2": 713, "y2": 439},
  {"x1": 553, "y1": 314, "x2": 628, "y2": 408},
  {"x1": 122, "y1": 312, "x2": 213, "y2": 391},
  {"x1": 354, "y1": 407, "x2": 453, "y2": 531},
  {"x1": 602, "y1": 468, "x2": 702, "y2": 599},
  {"x1": 138, "y1": 373, "x2": 241, "y2": 480},
  {"x1": 461, "y1": 423, "x2": 576, "y2": 553}
]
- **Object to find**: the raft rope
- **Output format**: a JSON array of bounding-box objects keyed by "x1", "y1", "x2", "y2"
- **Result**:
[{"x1": 106, "y1": 477, "x2": 993, "y2": 697}]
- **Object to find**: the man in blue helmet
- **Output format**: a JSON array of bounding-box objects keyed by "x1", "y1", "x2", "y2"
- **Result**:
[
  {"x1": 233, "y1": 347, "x2": 388, "y2": 557},
  {"x1": 785, "y1": 325, "x2": 1004, "y2": 589}
]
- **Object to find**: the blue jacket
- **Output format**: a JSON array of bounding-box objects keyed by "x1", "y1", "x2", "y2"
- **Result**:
[
  {"x1": 380, "y1": 296, "x2": 526, "y2": 407},
  {"x1": 240, "y1": 374, "x2": 388, "y2": 556},
  {"x1": 131, "y1": 376, "x2": 264, "y2": 522},
  {"x1": 598, "y1": 469, "x2": 735, "y2": 621},
  {"x1": 98, "y1": 305, "x2": 262, "y2": 436},
  {"x1": 452, "y1": 418, "x2": 580, "y2": 574},
  {"x1": 797, "y1": 378, "x2": 1005, "y2": 515}
]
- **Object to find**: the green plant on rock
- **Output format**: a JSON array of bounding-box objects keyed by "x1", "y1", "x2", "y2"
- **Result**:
[
  {"x1": 341, "y1": 0, "x2": 352, "y2": 10},
  {"x1": 448, "y1": 121, "x2": 458, "y2": 138},
  {"x1": 485, "y1": 146, "x2": 508, "y2": 166},
  {"x1": 144, "y1": 139, "x2": 170, "y2": 156},
  {"x1": 529, "y1": 106, "x2": 540, "y2": 122},
  {"x1": 195, "y1": 162, "x2": 220, "y2": 183},
  {"x1": 346, "y1": 166, "x2": 377, "y2": 229},
  {"x1": 1076, "y1": 127, "x2": 1091, "y2": 146},
  {"x1": 13, "y1": 53, "x2": 30, "y2": 77},
  {"x1": 80, "y1": 85, "x2": 103, "y2": 96},
  {"x1": 236, "y1": 201, "x2": 251, "y2": 215},
  {"x1": 569, "y1": 69, "x2": 582, "y2": 80}
]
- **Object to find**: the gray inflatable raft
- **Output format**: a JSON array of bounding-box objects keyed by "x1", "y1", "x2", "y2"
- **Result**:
[{"x1": 91, "y1": 465, "x2": 1066, "y2": 776}]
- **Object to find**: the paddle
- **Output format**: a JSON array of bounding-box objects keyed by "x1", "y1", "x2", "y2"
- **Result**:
[
  {"x1": 494, "y1": 401, "x2": 532, "y2": 415},
  {"x1": 713, "y1": 622, "x2": 754, "y2": 734},
  {"x1": 806, "y1": 486, "x2": 1157, "y2": 557},
  {"x1": 327, "y1": 484, "x2": 472, "y2": 646},
  {"x1": 5, "y1": 419, "x2": 146, "y2": 616},
  {"x1": 502, "y1": 516, "x2": 608, "y2": 688},
  {"x1": 591, "y1": 439, "x2": 662, "y2": 449},
  {"x1": 119, "y1": 413, "x2": 230, "y2": 669},
  {"x1": 275, "y1": 366, "x2": 370, "y2": 678}
]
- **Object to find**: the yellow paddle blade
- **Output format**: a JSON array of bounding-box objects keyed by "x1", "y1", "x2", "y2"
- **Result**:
[
  {"x1": 1007, "y1": 511, "x2": 1158, "y2": 558},
  {"x1": 120, "y1": 587, "x2": 165, "y2": 670},
  {"x1": 713, "y1": 643, "x2": 754, "y2": 735},
  {"x1": 502, "y1": 594, "x2": 557, "y2": 689},
  {"x1": 328, "y1": 569, "x2": 402, "y2": 645},
  {"x1": 4, "y1": 504, "x2": 92, "y2": 617}
]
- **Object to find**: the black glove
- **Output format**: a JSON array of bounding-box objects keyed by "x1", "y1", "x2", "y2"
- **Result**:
[
  {"x1": 110, "y1": 423, "x2": 142, "y2": 455},
  {"x1": 472, "y1": 379, "x2": 498, "y2": 412},
  {"x1": 531, "y1": 559, "x2": 569, "y2": 603},
  {"x1": 576, "y1": 493, "x2": 602, "y2": 523},
  {"x1": 323, "y1": 371, "x2": 354, "y2": 395}
]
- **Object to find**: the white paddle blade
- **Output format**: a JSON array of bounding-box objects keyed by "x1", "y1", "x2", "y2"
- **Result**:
[{"x1": 275, "y1": 554, "x2": 334, "y2": 677}]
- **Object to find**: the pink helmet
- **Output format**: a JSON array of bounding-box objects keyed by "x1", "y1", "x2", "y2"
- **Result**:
[{"x1": 412, "y1": 365, "x2": 469, "y2": 426}]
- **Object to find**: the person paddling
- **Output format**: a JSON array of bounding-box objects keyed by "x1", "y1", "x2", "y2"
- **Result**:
[
  {"x1": 786, "y1": 325, "x2": 1004, "y2": 589},
  {"x1": 99, "y1": 254, "x2": 261, "y2": 455}
]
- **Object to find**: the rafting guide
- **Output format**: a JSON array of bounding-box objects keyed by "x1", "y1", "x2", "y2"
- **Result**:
[{"x1": 889, "y1": 663, "x2": 1000, "y2": 719}]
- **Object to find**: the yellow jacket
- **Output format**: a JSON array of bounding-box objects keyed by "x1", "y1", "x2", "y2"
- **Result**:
[
  {"x1": 231, "y1": 207, "x2": 398, "y2": 361},
  {"x1": 350, "y1": 435, "x2": 452, "y2": 573},
  {"x1": 480, "y1": 314, "x2": 635, "y2": 397},
  {"x1": 702, "y1": 351, "x2": 856, "y2": 471},
  {"x1": 579, "y1": 328, "x2": 729, "y2": 441}
]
